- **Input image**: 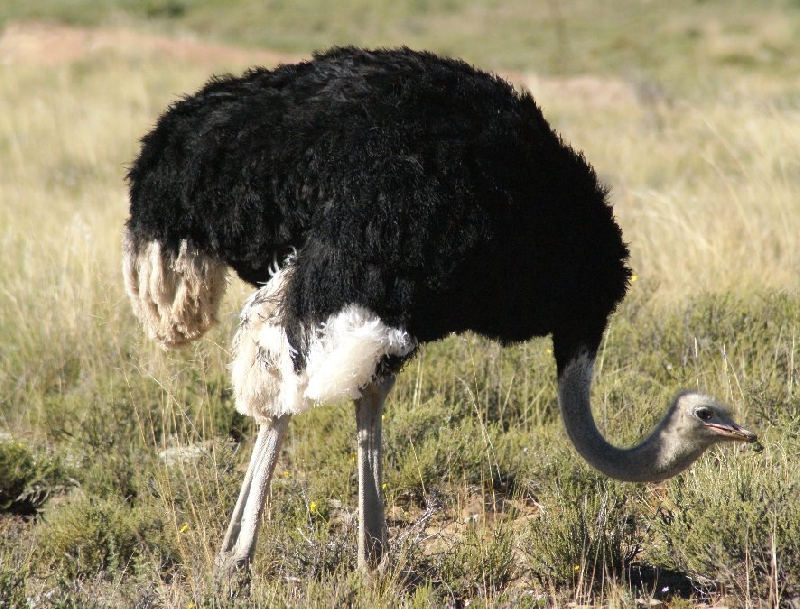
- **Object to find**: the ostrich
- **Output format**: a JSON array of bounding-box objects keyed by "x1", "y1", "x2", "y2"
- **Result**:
[{"x1": 122, "y1": 47, "x2": 756, "y2": 576}]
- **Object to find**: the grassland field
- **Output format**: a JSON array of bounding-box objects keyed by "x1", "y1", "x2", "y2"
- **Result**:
[{"x1": 0, "y1": 1, "x2": 799, "y2": 606}]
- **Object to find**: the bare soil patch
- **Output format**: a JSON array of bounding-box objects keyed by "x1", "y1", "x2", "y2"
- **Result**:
[{"x1": 0, "y1": 21, "x2": 300, "y2": 67}]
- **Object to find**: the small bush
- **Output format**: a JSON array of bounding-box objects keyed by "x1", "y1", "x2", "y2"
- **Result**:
[
  {"x1": 436, "y1": 522, "x2": 517, "y2": 603},
  {"x1": 0, "y1": 518, "x2": 33, "y2": 608},
  {"x1": 35, "y1": 497, "x2": 179, "y2": 580},
  {"x1": 0, "y1": 441, "x2": 37, "y2": 511},
  {"x1": 651, "y1": 440, "x2": 800, "y2": 602},
  {"x1": 523, "y1": 469, "x2": 644, "y2": 591},
  {"x1": 0, "y1": 440, "x2": 71, "y2": 515}
]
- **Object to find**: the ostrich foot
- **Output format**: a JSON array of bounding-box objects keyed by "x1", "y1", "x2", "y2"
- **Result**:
[
  {"x1": 213, "y1": 552, "x2": 250, "y2": 579},
  {"x1": 213, "y1": 553, "x2": 252, "y2": 598},
  {"x1": 214, "y1": 415, "x2": 290, "y2": 587}
]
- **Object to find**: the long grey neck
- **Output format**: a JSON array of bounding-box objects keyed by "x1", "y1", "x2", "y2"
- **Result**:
[{"x1": 557, "y1": 350, "x2": 703, "y2": 482}]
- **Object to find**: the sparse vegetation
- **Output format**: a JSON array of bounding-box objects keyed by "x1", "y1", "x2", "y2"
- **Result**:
[{"x1": 1, "y1": 1, "x2": 798, "y2": 606}]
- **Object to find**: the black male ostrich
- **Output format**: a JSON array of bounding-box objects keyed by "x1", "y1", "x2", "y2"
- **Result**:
[{"x1": 123, "y1": 47, "x2": 756, "y2": 576}]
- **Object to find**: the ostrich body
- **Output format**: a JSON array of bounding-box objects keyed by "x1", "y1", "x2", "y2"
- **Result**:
[{"x1": 123, "y1": 47, "x2": 756, "y2": 575}]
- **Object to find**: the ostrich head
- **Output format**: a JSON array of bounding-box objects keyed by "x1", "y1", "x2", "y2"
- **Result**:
[
  {"x1": 667, "y1": 392, "x2": 757, "y2": 448},
  {"x1": 558, "y1": 351, "x2": 757, "y2": 483},
  {"x1": 641, "y1": 392, "x2": 758, "y2": 480}
]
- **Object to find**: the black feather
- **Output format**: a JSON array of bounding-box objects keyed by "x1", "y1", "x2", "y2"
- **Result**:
[{"x1": 126, "y1": 47, "x2": 631, "y2": 370}]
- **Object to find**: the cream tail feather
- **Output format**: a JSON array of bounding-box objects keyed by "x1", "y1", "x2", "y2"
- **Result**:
[{"x1": 122, "y1": 230, "x2": 227, "y2": 349}]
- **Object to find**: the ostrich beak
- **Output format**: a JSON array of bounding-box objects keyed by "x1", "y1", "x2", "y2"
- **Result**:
[{"x1": 706, "y1": 421, "x2": 757, "y2": 443}]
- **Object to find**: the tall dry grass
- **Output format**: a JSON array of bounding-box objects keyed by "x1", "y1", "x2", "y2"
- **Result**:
[{"x1": 0, "y1": 57, "x2": 234, "y2": 435}]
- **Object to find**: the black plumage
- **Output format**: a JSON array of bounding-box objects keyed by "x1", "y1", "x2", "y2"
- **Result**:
[{"x1": 126, "y1": 46, "x2": 631, "y2": 371}]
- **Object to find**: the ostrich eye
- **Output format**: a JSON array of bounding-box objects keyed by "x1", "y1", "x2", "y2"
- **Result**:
[{"x1": 695, "y1": 408, "x2": 713, "y2": 421}]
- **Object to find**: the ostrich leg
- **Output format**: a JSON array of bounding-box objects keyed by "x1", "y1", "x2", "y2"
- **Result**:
[
  {"x1": 354, "y1": 376, "x2": 395, "y2": 571},
  {"x1": 216, "y1": 414, "x2": 290, "y2": 577}
]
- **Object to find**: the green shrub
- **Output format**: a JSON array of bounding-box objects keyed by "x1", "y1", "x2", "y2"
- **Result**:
[
  {"x1": 0, "y1": 441, "x2": 37, "y2": 511},
  {"x1": 35, "y1": 497, "x2": 179, "y2": 580},
  {"x1": 523, "y1": 470, "x2": 644, "y2": 591},
  {"x1": 0, "y1": 440, "x2": 71, "y2": 515},
  {"x1": 436, "y1": 522, "x2": 517, "y2": 603},
  {"x1": 651, "y1": 438, "x2": 800, "y2": 601},
  {"x1": 0, "y1": 518, "x2": 32, "y2": 608}
]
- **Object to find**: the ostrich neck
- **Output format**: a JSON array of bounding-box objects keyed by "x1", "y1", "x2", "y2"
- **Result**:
[{"x1": 557, "y1": 351, "x2": 703, "y2": 482}]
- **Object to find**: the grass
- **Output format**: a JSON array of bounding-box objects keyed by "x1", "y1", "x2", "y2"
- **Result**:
[
  {"x1": 3, "y1": 0, "x2": 800, "y2": 85},
  {"x1": 1, "y1": 1, "x2": 799, "y2": 606}
]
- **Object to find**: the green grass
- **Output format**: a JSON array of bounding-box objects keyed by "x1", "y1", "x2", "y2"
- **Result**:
[{"x1": 1, "y1": 2, "x2": 799, "y2": 606}]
